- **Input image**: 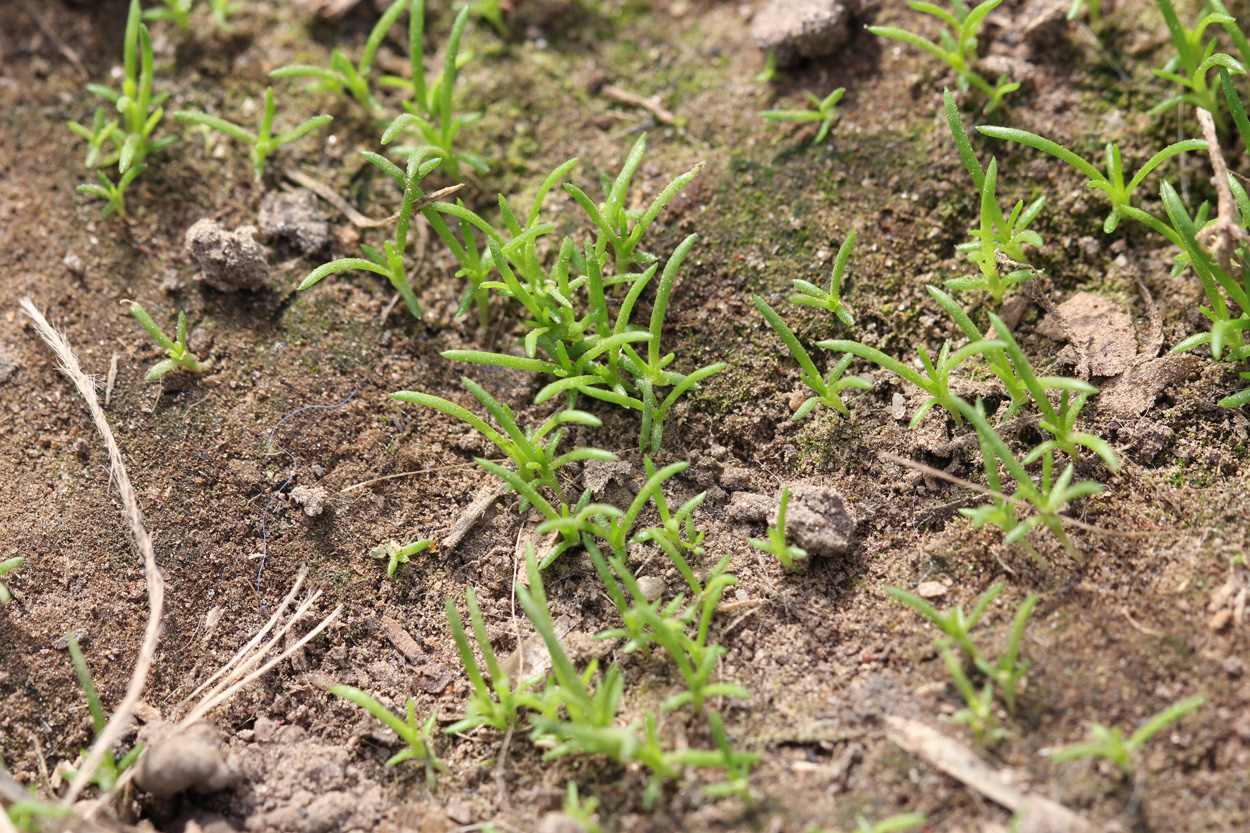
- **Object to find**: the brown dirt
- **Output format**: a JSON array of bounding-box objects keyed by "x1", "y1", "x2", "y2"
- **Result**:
[{"x1": 2, "y1": 1, "x2": 1248, "y2": 832}]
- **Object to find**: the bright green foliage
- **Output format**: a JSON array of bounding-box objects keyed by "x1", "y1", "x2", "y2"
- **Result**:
[
  {"x1": 583, "y1": 540, "x2": 696, "y2": 655},
  {"x1": 1223, "y1": 67, "x2": 1250, "y2": 153},
  {"x1": 754, "y1": 296, "x2": 871, "y2": 420},
  {"x1": 824, "y1": 813, "x2": 928, "y2": 833},
  {"x1": 175, "y1": 88, "x2": 332, "y2": 179},
  {"x1": 867, "y1": 0, "x2": 1019, "y2": 112},
  {"x1": 381, "y1": 1, "x2": 486, "y2": 178},
  {"x1": 368, "y1": 539, "x2": 434, "y2": 577},
  {"x1": 955, "y1": 397, "x2": 1107, "y2": 562},
  {"x1": 756, "y1": 49, "x2": 778, "y2": 83},
  {"x1": 685, "y1": 711, "x2": 761, "y2": 804},
  {"x1": 64, "y1": 634, "x2": 144, "y2": 791},
  {"x1": 70, "y1": 0, "x2": 176, "y2": 218},
  {"x1": 0, "y1": 556, "x2": 22, "y2": 604},
  {"x1": 886, "y1": 582, "x2": 1004, "y2": 662},
  {"x1": 299, "y1": 146, "x2": 446, "y2": 318},
  {"x1": 562, "y1": 783, "x2": 604, "y2": 833},
  {"x1": 270, "y1": 0, "x2": 410, "y2": 114},
  {"x1": 129, "y1": 302, "x2": 212, "y2": 380},
  {"x1": 977, "y1": 124, "x2": 1206, "y2": 235},
  {"x1": 817, "y1": 333, "x2": 1004, "y2": 428},
  {"x1": 6, "y1": 795, "x2": 72, "y2": 831},
  {"x1": 463, "y1": 0, "x2": 507, "y2": 36},
  {"x1": 1149, "y1": 0, "x2": 1247, "y2": 133},
  {"x1": 942, "y1": 89, "x2": 1043, "y2": 303},
  {"x1": 143, "y1": 0, "x2": 192, "y2": 30},
  {"x1": 629, "y1": 458, "x2": 709, "y2": 570},
  {"x1": 761, "y1": 87, "x2": 846, "y2": 144},
  {"x1": 1052, "y1": 694, "x2": 1206, "y2": 775},
  {"x1": 1159, "y1": 179, "x2": 1250, "y2": 407},
  {"x1": 565, "y1": 132, "x2": 704, "y2": 276},
  {"x1": 330, "y1": 686, "x2": 448, "y2": 787},
  {"x1": 925, "y1": 286, "x2": 1031, "y2": 420},
  {"x1": 747, "y1": 487, "x2": 808, "y2": 572},
  {"x1": 790, "y1": 233, "x2": 858, "y2": 327},
  {"x1": 985, "y1": 314, "x2": 1119, "y2": 469},
  {"x1": 209, "y1": 0, "x2": 237, "y2": 29},
  {"x1": 1067, "y1": 0, "x2": 1101, "y2": 30},
  {"x1": 445, "y1": 587, "x2": 540, "y2": 733},
  {"x1": 944, "y1": 647, "x2": 1004, "y2": 744}
]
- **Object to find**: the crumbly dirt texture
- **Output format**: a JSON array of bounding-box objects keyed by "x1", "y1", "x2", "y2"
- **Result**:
[{"x1": 2, "y1": 1, "x2": 1249, "y2": 832}]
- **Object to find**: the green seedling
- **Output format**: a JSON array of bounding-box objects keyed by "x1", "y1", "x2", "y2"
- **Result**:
[
  {"x1": 460, "y1": 0, "x2": 507, "y2": 37},
  {"x1": 1052, "y1": 694, "x2": 1206, "y2": 776},
  {"x1": 839, "y1": 813, "x2": 928, "y2": 833},
  {"x1": 1223, "y1": 67, "x2": 1250, "y2": 154},
  {"x1": 687, "y1": 711, "x2": 760, "y2": 804},
  {"x1": 974, "y1": 589, "x2": 1038, "y2": 714},
  {"x1": 754, "y1": 295, "x2": 871, "y2": 420},
  {"x1": 63, "y1": 634, "x2": 143, "y2": 790},
  {"x1": 380, "y1": 2, "x2": 486, "y2": 179},
  {"x1": 747, "y1": 487, "x2": 808, "y2": 572},
  {"x1": 368, "y1": 538, "x2": 434, "y2": 577},
  {"x1": 817, "y1": 332, "x2": 1005, "y2": 428},
  {"x1": 528, "y1": 712, "x2": 675, "y2": 809},
  {"x1": 564, "y1": 132, "x2": 704, "y2": 275},
  {"x1": 6, "y1": 794, "x2": 72, "y2": 832},
  {"x1": 71, "y1": 0, "x2": 176, "y2": 218},
  {"x1": 0, "y1": 556, "x2": 23, "y2": 604},
  {"x1": 756, "y1": 49, "x2": 778, "y2": 83},
  {"x1": 629, "y1": 458, "x2": 709, "y2": 577},
  {"x1": 985, "y1": 313, "x2": 1119, "y2": 469},
  {"x1": 583, "y1": 538, "x2": 700, "y2": 656},
  {"x1": 1150, "y1": 0, "x2": 1247, "y2": 133},
  {"x1": 790, "y1": 233, "x2": 857, "y2": 327},
  {"x1": 330, "y1": 685, "x2": 448, "y2": 787},
  {"x1": 175, "y1": 88, "x2": 332, "y2": 179},
  {"x1": 299, "y1": 146, "x2": 447, "y2": 319},
  {"x1": 445, "y1": 587, "x2": 540, "y2": 733},
  {"x1": 867, "y1": 0, "x2": 1019, "y2": 112},
  {"x1": 270, "y1": 0, "x2": 410, "y2": 114},
  {"x1": 1067, "y1": 0, "x2": 1100, "y2": 30},
  {"x1": 977, "y1": 124, "x2": 1206, "y2": 235},
  {"x1": 926, "y1": 285, "x2": 1030, "y2": 420},
  {"x1": 945, "y1": 159, "x2": 1039, "y2": 303},
  {"x1": 955, "y1": 396, "x2": 1108, "y2": 562},
  {"x1": 886, "y1": 582, "x2": 1003, "y2": 663},
  {"x1": 562, "y1": 783, "x2": 604, "y2": 833},
  {"x1": 944, "y1": 647, "x2": 1004, "y2": 744},
  {"x1": 129, "y1": 302, "x2": 211, "y2": 380},
  {"x1": 209, "y1": 0, "x2": 237, "y2": 29},
  {"x1": 761, "y1": 87, "x2": 846, "y2": 144},
  {"x1": 143, "y1": 0, "x2": 192, "y2": 30}
]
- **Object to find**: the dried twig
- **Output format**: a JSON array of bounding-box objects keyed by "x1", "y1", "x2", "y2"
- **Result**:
[
  {"x1": 17, "y1": 0, "x2": 88, "y2": 79},
  {"x1": 601, "y1": 84, "x2": 679, "y2": 126},
  {"x1": 20, "y1": 299, "x2": 165, "y2": 806},
  {"x1": 1197, "y1": 108, "x2": 1250, "y2": 276},
  {"x1": 282, "y1": 166, "x2": 462, "y2": 228}
]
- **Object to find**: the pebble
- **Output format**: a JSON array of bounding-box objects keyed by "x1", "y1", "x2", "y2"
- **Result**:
[
  {"x1": 916, "y1": 581, "x2": 948, "y2": 599},
  {"x1": 290, "y1": 485, "x2": 329, "y2": 517},
  {"x1": 776, "y1": 484, "x2": 856, "y2": 557},
  {"x1": 636, "y1": 575, "x2": 666, "y2": 602}
]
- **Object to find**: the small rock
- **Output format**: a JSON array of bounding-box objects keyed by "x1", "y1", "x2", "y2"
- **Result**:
[
  {"x1": 916, "y1": 581, "x2": 948, "y2": 599},
  {"x1": 0, "y1": 349, "x2": 20, "y2": 384},
  {"x1": 891, "y1": 392, "x2": 907, "y2": 421},
  {"x1": 446, "y1": 801, "x2": 475, "y2": 825},
  {"x1": 536, "y1": 812, "x2": 587, "y2": 833},
  {"x1": 719, "y1": 466, "x2": 753, "y2": 490},
  {"x1": 751, "y1": 0, "x2": 854, "y2": 68},
  {"x1": 726, "y1": 492, "x2": 772, "y2": 523},
  {"x1": 63, "y1": 252, "x2": 86, "y2": 277},
  {"x1": 290, "y1": 485, "x2": 329, "y2": 517},
  {"x1": 185, "y1": 219, "x2": 270, "y2": 292},
  {"x1": 258, "y1": 189, "x2": 330, "y2": 256},
  {"x1": 636, "y1": 576, "x2": 666, "y2": 602},
  {"x1": 1021, "y1": 0, "x2": 1069, "y2": 53},
  {"x1": 775, "y1": 484, "x2": 855, "y2": 557},
  {"x1": 135, "y1": 722, "x2": 238, "y2": 798},
  {"x1": 1209, "y1": 608, "x2": 1233, "y2": 632}
]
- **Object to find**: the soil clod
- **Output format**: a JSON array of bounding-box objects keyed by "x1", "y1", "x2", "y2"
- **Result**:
[
  {"x1": 750, "y1": 0, "x2": 855, "y2": 68},
  {"x1": 135, "y1": 722, "x2": 238, "y2": 798},
  {"x1": 258, "y1": 189, "x2": 330, "y2": 256},
  {"x1": 185, "y1": 219, "x2": 270, "y2": 293},
  {"x1": 772, "y1": 484, "x2": 855, "y2": 557}
]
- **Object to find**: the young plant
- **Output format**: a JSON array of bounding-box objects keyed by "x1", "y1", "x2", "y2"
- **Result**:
[
  {"x1": 944, "y1": 647, "x2": 1004, "y2": 744},
  {"x1": 790, "y1": 232, "x2": 858, "y2": 327},
  {"x1": 747, "y1": 487, "x2": 808, "y2": 572},
  {"x1": 761, "y1": 87, "x2": 846, "y2": 144},
  {"x1": 143, "y1": 0, "x2": 192, "y2": 30},
  {"x1": 561, "y1": 783, "x2": 604, "y2": 833},
  {"x1": 1067, "y1": 0, "x2": 1100, "y2": 30},
  {"x1": 209, "y1": 0, "x2": 237, "y2": 29},
  {"x1": 0, "y1": 556, "x2": 22, "y2": 604},
  {"x1": 64, "y1": 634, "x2": 143, "y2": 791},
  {"x1": 756, "y1": 49, "x2": 778, "y2": 83},
  {"x1": 955, "y1": 396, "x2": 1108, "y2": 562},
  {"x1": 564, "y1": 132, "x2": 704, "y2": 275},
  {"x1": 368, "y1": 538, "x2": 434, "y2": 577},
  {"x1": 976, "y1": 123, "x2": 1206, "y2": 235},
  {"x1": 175, "y1": 88, "x2": 333, "y2": 180},
  {"x1": 299, "y1": 146, "x2": 448, "y2": 319},
  {"x1": 629, "y1": 458, "x2": 709, "y2": 575},
  {"x1": 330, "y1": 685, "x2": 448, "y2": 787},
  {"x1": 445, "y1": 587, "x2": 540, "y2": 733},
  {"x1": 944, "y1": 159, "x2": 1039, "y2": 303},
  {"x1": 867, "y1": 0, "x2": 1019, "y2": 112},
  {"x1": 754, "y1": 295, "x2": 872, "y2": 420},
  {"x1": 583, "y1": 538, "x2": 698, "y2": 656},
  {"x1": 1052, "y1": 694, "x2": 1206, "y2": 776},
  {"x1": 461, "y1": 0, "x2": 507, "y2": 36},
  {"x1": 129, "y1": 302, "x2": 211, "y2": 380},
  {"x1": 817, "y1": 332, "x2": 1005, "y2": 428},
  {"x1": 684, "y1": 711, "x2": 760, "y2": 804},
  {"x1": 1149, "y1": 0, "x2": 1247, "y2": 134},
  {"x1": 885, "y1": 582, "x2": 1004, "y2": 664},
  {"x1": 270, "y1": 0, "x2": 410, "y2": 114},
  {"x1": 380, "y1": 2, "x2": 487, "y2": 179},
  {"x1": 926, "y1": 285, "x2": 1030, "y2": 419},
  {"x1": 71, "y1": 0, "x2": 176, "y2": 218}
]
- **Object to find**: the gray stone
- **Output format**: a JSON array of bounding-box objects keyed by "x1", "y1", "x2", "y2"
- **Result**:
[
  {"x1": 136, "y1": 722, "x2": 238, "y2": 798},
  {"x1": 185, "y1": 219, "x2": 270, "y2": 292},
  {"x1": 751, "y1": 0, "x2": 854, "y2": 67},
  {"x1": 774, "y1": 484, "x2": 855, "y2": 557},
  {"x1": 258, "y1": 189, "x2": 330, "y2": 256}
]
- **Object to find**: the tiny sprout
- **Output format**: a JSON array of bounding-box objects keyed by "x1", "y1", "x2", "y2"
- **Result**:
[
  {"x1": 748, "y1": 487, "x2": 808, "y2": 571},
  {"x1": 127, "y1": 302, "x2": 211, "y2": 380},
  {"x1": 330, "y1": 685, "x2": 448, "y2": 787},
  {"x1": 175, "y1": 88, "x2": 332, "y2": 180},
  {"x1": 369, "y1": 539, "x2": 434, "y2": 577},
  {"x1": 0, "y1": 556, "x2": 24, "y2": 604},
  {"x1": 143, "y1": 0, "x2": 192, "y2": 30},
  {"x1": 790, "y1": 232, "x2": 857, "y2": 327},
  {"x1": 1052, "y1": 694, "x2": 1206, "y2": 776},
  {"x1": 562, "y1": 783, "x2": 604, "y2": 833},
  {"x1": 755, "y1": 50, "x2": 778, "y2": 83},
  {"x1": 761, "y1": 87, "x2": 845, "y2": 144},
  {"x1": 64, "y1": 633, "x2": 144, "y2": 790}
]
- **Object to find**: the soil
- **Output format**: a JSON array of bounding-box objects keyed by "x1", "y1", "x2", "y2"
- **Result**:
[{"x1": 2, "y1": 1, "x2": 1249, "y2": 832}]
